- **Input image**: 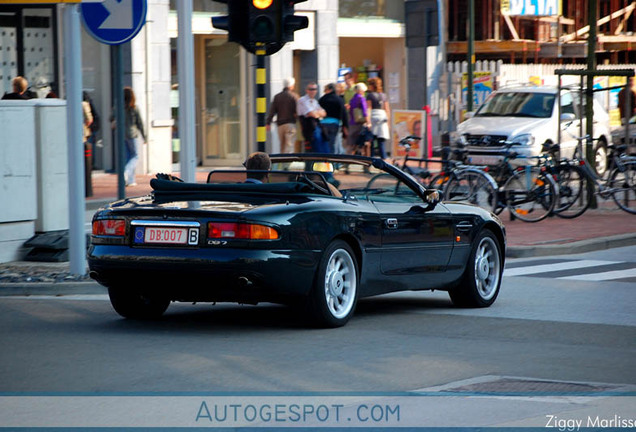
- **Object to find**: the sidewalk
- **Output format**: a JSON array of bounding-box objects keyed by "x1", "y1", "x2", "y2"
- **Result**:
[{"x1": 1, "y1": 171, "x2": 635, "y2": 288}]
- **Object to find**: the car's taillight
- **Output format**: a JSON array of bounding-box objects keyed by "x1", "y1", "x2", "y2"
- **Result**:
[
  {"x1": 207, "y1": 222, "x2": 279, "y2": 240},
  {"x1": 93, "y1": 219, "x2": 126, "y2": 236}
]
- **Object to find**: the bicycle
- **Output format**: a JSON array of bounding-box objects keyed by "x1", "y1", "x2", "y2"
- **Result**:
[
  {"x1": 470, "y1": 144, "x2": 559, "y2": 223},
  {"x1": 547, "y1": 135, "x2": 636, "y2": 217},
  {"x1": 394, "y1": 136, "x2": 499, "y2": 213}
]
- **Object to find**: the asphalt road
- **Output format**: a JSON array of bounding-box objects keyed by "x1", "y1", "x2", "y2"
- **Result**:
[
  {"x1": 1, "y1": 246, "x2": 634, "y2": 395},
  {"x1": 2, "y1": 246, "x2": 635, "y2": 428}
]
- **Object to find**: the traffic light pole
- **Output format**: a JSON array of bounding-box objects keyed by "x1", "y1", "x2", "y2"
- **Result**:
[{"x1": 256, "y1": 45, "x2": 267, "y2": 152}]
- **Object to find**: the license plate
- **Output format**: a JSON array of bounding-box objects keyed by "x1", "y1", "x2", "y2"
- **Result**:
[
  {"x1": 468, "y1": 155, "x2": 503, "y2": 166},
  {"x1": 134, "y1": 226, "x2": 199, "y2": 245}
]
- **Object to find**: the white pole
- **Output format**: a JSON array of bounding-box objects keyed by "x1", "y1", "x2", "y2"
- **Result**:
[
  {"x1": 176, "y1": 0, "x2": 196, "y2": 183},
  {"x1": 63, "y1": 4, "x2": 86, "y2": 276}
]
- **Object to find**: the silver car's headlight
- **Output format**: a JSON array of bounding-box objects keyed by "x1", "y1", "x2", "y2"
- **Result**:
[
  {"x1": 509, "y1": 133, "x2": 535, "y2": 146},
  {"x1": 450, "y1": 131, "x2": 468, "y2": 146}
]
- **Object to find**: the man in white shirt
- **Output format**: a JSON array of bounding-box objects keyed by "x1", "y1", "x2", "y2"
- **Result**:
[{"x1": 297, "y1": 82, "x2": 326, "y2": 152}]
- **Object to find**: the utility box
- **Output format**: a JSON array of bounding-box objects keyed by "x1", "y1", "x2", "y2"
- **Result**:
[
  {"x1": 0, "y1": 99, "x2": 70, "y2": 263},
  {"x1": 0, "y1": 100, "x2": 38, "y2": 262},
  {"x1": 34, "y1": 99, "x2": 69, "y2": 232}
]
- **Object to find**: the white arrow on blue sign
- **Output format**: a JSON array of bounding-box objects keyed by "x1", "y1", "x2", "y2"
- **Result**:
[{"x1": 81, "y1": 0, "x2": 147, "y2": 45}]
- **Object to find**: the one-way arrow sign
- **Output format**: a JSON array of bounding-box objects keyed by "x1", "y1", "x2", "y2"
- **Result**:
[{"x1": 81, "y1": 0, "x2": 146, "y2": 45}]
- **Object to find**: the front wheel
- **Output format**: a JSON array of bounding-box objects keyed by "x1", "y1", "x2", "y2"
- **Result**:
[
  {"x1": 306, "y1": 240, "x2": 359, "y2": 328},
  {"x1": 449, "y1": 229, "x2": 503, "y2": 308},
  {"x1": 609, "y1": 162, "x2": 636, "y2": 214},
  {"x1": 443, "y1": 170, "x2": 498, "y2": 213},
  {"x1": 502, "y1": 165, "x2": 558, "y2": 222},
  {"x1": 108, "y1": 287, "x2": 170, "y2": 319}
]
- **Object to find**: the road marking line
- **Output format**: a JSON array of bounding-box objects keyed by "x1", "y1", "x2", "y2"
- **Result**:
[
  {"x1": 559, "y1": 267, "x2": 636, "y2": 281},
  {"x1": 504, "y1": 260, "x2": 621, "y2": 277}
]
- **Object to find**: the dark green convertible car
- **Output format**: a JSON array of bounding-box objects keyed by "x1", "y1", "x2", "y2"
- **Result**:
[{"x1": 88, "y1": 154, "x2": 506, "y2": 327}]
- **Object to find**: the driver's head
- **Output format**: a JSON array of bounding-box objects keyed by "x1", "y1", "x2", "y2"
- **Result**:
[{"x1": 245, "y1": 152, "x2": 271, "y2": 181}]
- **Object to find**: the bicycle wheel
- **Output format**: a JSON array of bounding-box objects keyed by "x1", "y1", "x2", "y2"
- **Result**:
[
  {"x1": 552, "y1": 164, "x2": 592, "y2": 219},
  {"x1": 502, "y1": 165, "x2": 557, "y2": 222},
  {"x1": 428, "y1": 172, "x2": 451, "y2": 191},
  {"x1": 609, "y1": 162, "x2": 636, "y2": 215},
  {"x1": 443, "y1": 170, "x2": 498, "y2": 213}
]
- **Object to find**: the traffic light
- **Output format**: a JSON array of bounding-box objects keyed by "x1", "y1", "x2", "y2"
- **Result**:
[
  {"x1": 211, "y1": 0, "x2": 308, "y2": 55},
  {"x1": 282, "y1": 0, "x2": 309, "y2": 43}
]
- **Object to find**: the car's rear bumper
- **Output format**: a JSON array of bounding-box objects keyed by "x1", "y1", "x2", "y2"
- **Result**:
[{"x1": 88, "y1": 245, "x2": 321, "y2": 303}]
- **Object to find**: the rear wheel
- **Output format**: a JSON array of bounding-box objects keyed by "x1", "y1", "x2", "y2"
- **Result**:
[
  {"x1": 609, "y1": 162, "x2": 636, "y2": 214},
  {"x1": 306, "y1": 240, "x2": 358, "y2": 328},
  {"x1": 449, "y1": 229, "x2": 502, "y2": 307},
  {"x1": 108, "y1": 287, "x2": 170, "y2": 319},
  {"x1": 502, "y1": 165, "x2": 557, "y2": 222},
  {"x1": 552, "y1": 164, "x2": 592, "y2": 219}
]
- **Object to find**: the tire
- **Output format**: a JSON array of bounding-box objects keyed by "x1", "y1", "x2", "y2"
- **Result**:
[
  {"x1": 502, "y1": 165, "x2": 557, "y2": 222},
  {"x1": 108, "y1": 287, "x2": 170, "y2": 319},
  {"x1": 449, "y1": 229, "x2": 502, "y2": 308},
  {"x1": 306, "y1": 240, "x2": 359, "y2": 328},
  {"x1": 443, "y1": 170, "x2": 498, "y2": 213},
  {"x1": 594, "y1": 140, "x2": 609, "y2": 177},
  {"x1": 609, "y1": 162, "x2": 636, "y2": 215},
  {"x1": 552, "y1": 164, "x2": 592, "y2": 219}
]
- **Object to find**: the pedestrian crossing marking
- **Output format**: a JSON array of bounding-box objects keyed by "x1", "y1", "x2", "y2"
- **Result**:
[
  {"x1": 504, "y1": 260, "x2": 621, "y2": 277},
  {"x1": 559, "y1": 268, "x2": 636, "y2": 281}
]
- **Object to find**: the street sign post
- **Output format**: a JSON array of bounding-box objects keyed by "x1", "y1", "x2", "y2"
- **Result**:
[{"x1": 81, "y1": 0, "x2": 147, "y2": 200}]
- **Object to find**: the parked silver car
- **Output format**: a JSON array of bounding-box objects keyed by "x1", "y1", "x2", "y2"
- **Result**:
[{"x1": 451, "y1": 86, "x2": 612, "y2": 175}]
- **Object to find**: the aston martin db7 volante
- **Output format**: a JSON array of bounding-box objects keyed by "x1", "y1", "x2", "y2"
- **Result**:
[{"x1": 88, "y1": 154, "x2": 506, "y2": 327}]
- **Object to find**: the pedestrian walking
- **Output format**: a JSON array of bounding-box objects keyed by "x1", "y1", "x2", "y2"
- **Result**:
[
  {"x1": 347, "y1": 82, "x2": 369, "y2": 155},
  {"x1": 318, "y1": 83, "x2": 349, "y2": 155},
  {"x1": 123, "y1": 87, "x2": 146, "y2": 187},
  {"x1": 366, "y1": 77, "x2": 391, "y2": 159},
  {"x1": 297, "y1": 82, "x2": 326, "y2": 152},
  {"x1": 266, "y1": 77, "x2": 298, "y2": 153},
  {"x1": 618, "y1": 76, "x2": 636, "y2": 125},
  {"x1": 82, "y1": 92, "x2": 94, "y2": 197}
]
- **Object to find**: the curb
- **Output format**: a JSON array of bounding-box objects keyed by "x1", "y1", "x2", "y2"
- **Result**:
[
  {"x1": 0, "y1": 282, "x2": 106, "y2": 296},
  {"x1": 506, "y1": 233, "x2": 636, "y2": 258}
]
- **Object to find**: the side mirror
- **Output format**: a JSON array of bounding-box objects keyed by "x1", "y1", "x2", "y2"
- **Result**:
[
  {"x1": 560, "y1": 113, "x2": 576, "y2": 123},
  {"x1": 464, "y1": 111, "x2": 475, "y2": 119},
  {"x1": 421, "y1": 189, "x2": 441, "y2": 206}
]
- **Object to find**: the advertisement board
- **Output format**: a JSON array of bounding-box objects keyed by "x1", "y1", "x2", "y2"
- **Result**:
[{"x1": 392, "y1": 110, "x2": 425, "y2": 158}]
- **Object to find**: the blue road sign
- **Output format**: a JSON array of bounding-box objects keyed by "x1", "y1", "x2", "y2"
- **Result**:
[{"x1": 81, "y1": 0, "x2": 147, "y2": 45}]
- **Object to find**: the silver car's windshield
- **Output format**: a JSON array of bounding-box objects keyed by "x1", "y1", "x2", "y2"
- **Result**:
[{"x1": 475, "y1": 92, "x2": 555, "y2": 118}]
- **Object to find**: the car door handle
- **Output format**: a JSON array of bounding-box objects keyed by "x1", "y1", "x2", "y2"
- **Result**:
[
  {"x1": 385, "y1": 218, "x2": 398, "y2": 229},
  {"x1": 456, "y1": 221, "x2": 473, "y2": 232}
]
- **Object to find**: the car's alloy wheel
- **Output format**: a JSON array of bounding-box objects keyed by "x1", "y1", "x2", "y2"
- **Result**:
[
  {"x1": 108, "y1": 287, "x2": 170, "y2": 319},
  {"x1": 595, "y1": 142, "x2": 608, "y2": 177},
  {"x1": 308, "y1": 240, "x2": 358, "y2": 327},
  {"x1": 449, "y1": 229, "x2": 502, "y2": 307}
]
